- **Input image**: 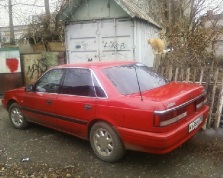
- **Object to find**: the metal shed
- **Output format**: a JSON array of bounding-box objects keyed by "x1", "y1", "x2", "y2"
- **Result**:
[{"x1": 60, "y1": 0, "x2": 161, "y2": 67}]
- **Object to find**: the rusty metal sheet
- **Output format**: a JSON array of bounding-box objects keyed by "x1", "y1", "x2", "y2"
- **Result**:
[{"x1": 0, "y1": 73, "x2": 23, "y2": 94}]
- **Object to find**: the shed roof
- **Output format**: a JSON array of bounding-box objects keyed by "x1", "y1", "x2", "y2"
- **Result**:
[
  {"x1": 59, "y1": 0, "x2": 161, "y2": 28},
  {"x1": 115, "y1": 0, "x2": 160, "y2": 28}
]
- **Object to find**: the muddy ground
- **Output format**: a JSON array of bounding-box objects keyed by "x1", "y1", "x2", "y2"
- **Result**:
[{"x1": 0, "y1": 105, "x2": 223, "y2": 178}]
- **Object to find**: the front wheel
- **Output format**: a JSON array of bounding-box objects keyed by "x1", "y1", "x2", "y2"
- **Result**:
[
  {"x1": 90, "y1": 122, "x2": 125, "y2": 162},
  {"x1": 9, "y1": 103, "x2": 29, "y2": 129}
]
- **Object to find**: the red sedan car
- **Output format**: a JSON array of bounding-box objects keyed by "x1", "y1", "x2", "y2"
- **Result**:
[{"x1": 1, "y1": 61, "x2": 209, "y2": 162}]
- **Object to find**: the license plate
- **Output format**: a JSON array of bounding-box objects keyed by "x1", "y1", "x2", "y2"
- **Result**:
[{"x1": 188, "y1": 115, "x2": 203, "y2": 132}]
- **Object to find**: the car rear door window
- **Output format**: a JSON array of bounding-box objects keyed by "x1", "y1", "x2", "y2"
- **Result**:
[
  {"x1": 61, "y1": 68, "x2": 95, "y2": 97},
  {"x1": 92, "y1": 75, "x2": 107, "y2": 98}
]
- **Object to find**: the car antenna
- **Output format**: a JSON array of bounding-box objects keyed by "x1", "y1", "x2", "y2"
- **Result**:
[{"x1": 134, "y1": 65, "x2": 143, "y2": 101}]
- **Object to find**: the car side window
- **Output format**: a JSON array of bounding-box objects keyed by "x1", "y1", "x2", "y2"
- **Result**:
[
  {"x1": 92, "y1": 75, "x2": 107, "y2": 98},
  {"x1": 61, "y1": 68, "x2": 95, "y2": 97},
  {"x1": 35, "y1": 69, "x2": 64, "y2": 93}
]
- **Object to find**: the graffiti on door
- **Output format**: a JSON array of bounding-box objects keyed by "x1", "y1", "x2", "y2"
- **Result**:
[
  {"x1": 26, "y1": 57, "x2": 48, "y2": 79},
  {"x1": 22, "y1": 52, "x2": 65, "y2": 85},
  {"x1": 103, "y1": 41, "x2": 127, "y2": 51}
]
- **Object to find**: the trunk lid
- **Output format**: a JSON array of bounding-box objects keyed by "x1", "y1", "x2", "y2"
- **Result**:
[
  {"x1": 141, "y1": 82, "x2": 207, "y2": 128},
  {"x1": 142, "y1": 82, "x2": 205, "y2": 110}
]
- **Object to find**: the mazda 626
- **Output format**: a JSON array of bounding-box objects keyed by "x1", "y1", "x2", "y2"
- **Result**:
[{"x1": 1, "y1": 61, "x2": 209, "y2": 162}]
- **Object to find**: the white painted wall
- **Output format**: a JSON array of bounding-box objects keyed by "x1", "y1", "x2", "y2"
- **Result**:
[
  {"x1": 0, "y1": 49, "x2": 21, "y2": 73},
  {"x1": 71, "y1": 0, "x2": 128, "y2": 21},
  {"x1": 133, "y1": 20, "x2": 159, "y2": 67}
]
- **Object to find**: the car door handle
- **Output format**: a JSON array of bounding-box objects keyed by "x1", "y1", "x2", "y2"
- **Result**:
[
  {"x1": 84, "y1": 104, "x2": 92, "y2": 110},
  {"x1": 47, "y1": 99, "x2": 53, "y2": 105}
]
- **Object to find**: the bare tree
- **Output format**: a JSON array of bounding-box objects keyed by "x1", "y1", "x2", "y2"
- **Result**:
[
  {"x1": 0, "y1": 0, "x2": 63, "y2": 45},
  {"x1": 23, "y1": 0, "x2": 66, "y2": 50},
  {"x1": 8, "y1": 0, "x2": 15, "y2": 44},
  {"x1": 149, "y1": 0, "x2": 223, "y2": 68}
]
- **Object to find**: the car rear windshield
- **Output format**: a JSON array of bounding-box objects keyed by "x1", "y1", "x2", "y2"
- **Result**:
[{"x1": 103, "y1": 63, "x2": 168, "y2": 95}]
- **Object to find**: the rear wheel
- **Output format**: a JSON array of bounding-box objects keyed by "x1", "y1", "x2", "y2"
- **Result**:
[
  {"x1": 90, "y1": 122, "x2": 125, "y2": 162},
  {"x1": 9, "y1": 103, "x2": 29, "y2": 129}
]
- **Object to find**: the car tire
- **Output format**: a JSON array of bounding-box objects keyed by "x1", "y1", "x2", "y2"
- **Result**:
[
  {"x1": 90, "y1": 122, "x2": 125, "y2": 162},
  {"x1": 9, "y1": 103, "x2": 29, "y2": 129}
]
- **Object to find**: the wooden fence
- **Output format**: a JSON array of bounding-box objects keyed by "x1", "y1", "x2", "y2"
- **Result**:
[{"x1": 158, "y1": 65, "x2": 223, "y2": 129}]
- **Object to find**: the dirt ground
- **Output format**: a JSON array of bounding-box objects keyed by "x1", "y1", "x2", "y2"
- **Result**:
[{"x1": 0, "y1": 105, "x2": 223, "y2": 178}]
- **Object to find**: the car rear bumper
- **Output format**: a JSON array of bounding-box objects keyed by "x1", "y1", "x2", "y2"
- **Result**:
[{"x1": 117, "y1": 105, "x2": 209, "y2": 154}]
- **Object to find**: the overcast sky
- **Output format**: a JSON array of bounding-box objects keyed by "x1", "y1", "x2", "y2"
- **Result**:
[
  {"x1": 0, "y1": 0, "x2": 223, "y2": 27},
  {"x1": 0, "y1": 0, "x2": 61, "y2": 27},
  {"x1": 203, "y1": 0, "x2": 223, "y2": 12}
]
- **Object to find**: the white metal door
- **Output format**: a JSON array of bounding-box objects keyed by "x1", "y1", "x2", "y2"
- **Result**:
[
  {"x1": 100, "y1": 19, "x2": 134, "y2": 61},
  {"x1": 65, "y1": 22, "x2": 98, "y2": 63},
  {"x1": 65, "y1": 19, "x2": 134, "y2": 63}
]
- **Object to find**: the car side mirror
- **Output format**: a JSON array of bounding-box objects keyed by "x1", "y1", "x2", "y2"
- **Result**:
[{"x1": 25, "y1": 84, "x2": 34, "y2": 92}]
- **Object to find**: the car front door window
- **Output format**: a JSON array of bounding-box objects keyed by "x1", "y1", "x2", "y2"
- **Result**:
[{"x1": 35, "y1": 69, "x2": 64, "y2": 93}]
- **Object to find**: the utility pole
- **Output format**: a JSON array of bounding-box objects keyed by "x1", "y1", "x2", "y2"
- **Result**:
[
  {"x1": 44, "y1": 0, "x2": 50, "y2": 30},
  {"x1": 8, "y1": 0, "x2": 15, "y2": 44},
  {"x1": 0, "y1": 0, "x2": 4, "y2": 47}
]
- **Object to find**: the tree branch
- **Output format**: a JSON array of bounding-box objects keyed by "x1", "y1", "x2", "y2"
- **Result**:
[{"x1": 11, "y1": 3, "x2": 44, "y2": 7}]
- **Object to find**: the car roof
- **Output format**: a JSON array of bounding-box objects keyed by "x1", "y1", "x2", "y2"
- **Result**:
[{"x1": 55, "y1": 61, "x2": 137, "y2": 69}]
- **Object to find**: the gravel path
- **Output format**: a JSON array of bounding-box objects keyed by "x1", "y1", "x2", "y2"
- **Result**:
[{"x1": 0, "y1": 106, "x2": 223, "y2": 178}]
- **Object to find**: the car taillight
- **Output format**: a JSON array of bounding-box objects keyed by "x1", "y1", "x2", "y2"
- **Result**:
[
  {"x1": 196, "y1": 96, "x2": 207, "y2": 110},
  {"x1": 154, "y1": 108, "x2": 187, "y2": 127},
  {"x1": 154, "y1": 93, "x2": 207, "y2": 127}
]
